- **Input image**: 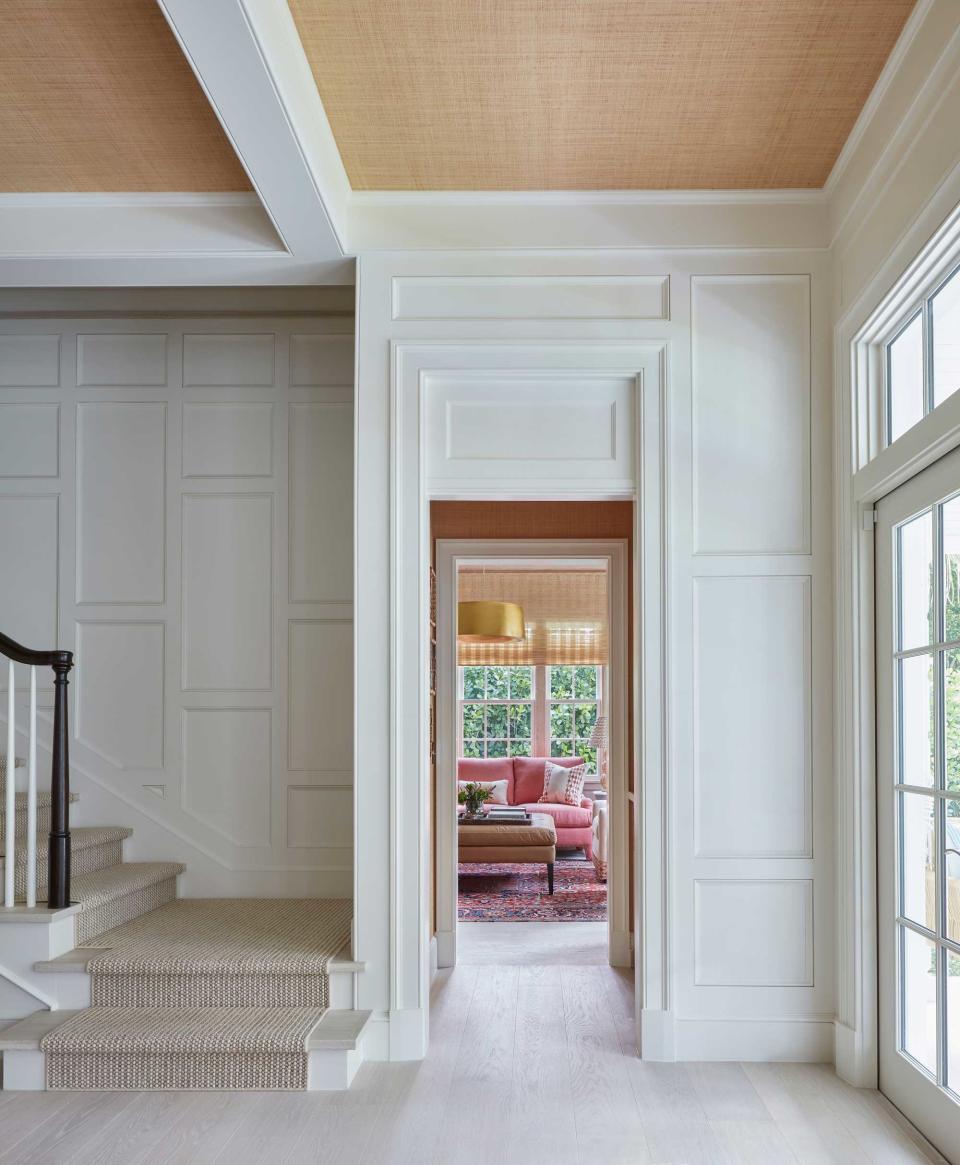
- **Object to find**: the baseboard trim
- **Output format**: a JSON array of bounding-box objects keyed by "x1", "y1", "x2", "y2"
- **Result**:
[
  {"x1": 609, "y1": 928, "x2": 632, "y2": 969},
  {"x1": 436, "y1": 929, "x2": 455, "y2": 969},
  {"x1": 673, "y1": 1017, "x2": 834, "y2": 1062},
  {"x1": 358, "y1": 1011, "x2": 390, "y2": 1062},
  {"x1": 834, "y1": 1019, "x2": 877, "y2": 1088},
  {"x1": 388, "y1": 1007, "x2": 428, "y2": 1061},
  {"x1": 640, "y1": 1008, "x2": 676, "y2": 1061}
]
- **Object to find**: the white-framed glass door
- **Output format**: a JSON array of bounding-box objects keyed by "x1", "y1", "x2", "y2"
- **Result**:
[{"x1": 876, "y1": 445, "x2": 960, "y2": 1163}]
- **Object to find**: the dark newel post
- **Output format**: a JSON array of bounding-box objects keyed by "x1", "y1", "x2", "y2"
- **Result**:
[{"x1": 47, "y1": 659, "x2": 72, "y2": 909}]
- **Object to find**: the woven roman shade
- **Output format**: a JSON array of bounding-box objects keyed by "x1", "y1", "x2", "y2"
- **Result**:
[{"x1": 457, "y1": 569, "x2": 607, "y2": 666}]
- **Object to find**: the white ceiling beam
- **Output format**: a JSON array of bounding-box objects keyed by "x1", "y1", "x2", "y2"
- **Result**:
[
  {"x1": 156, "y1": 0, "x2": 351, "y2": 264},
  {"x1": 0, "y1": 194, "x2": 353, "y2": 287}
]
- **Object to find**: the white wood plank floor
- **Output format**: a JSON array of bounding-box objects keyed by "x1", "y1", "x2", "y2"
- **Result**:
[{"x1": 0, "y1": 921, "x2": 950, "y2": 1164}]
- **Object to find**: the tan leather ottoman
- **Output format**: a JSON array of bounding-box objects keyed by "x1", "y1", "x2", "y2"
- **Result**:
[{"x1": 458, "y1": 811, "x2": 558, "y2": 894}]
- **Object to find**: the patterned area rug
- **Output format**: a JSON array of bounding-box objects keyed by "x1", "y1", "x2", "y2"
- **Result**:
[{"x1": 458, "y1": 858, "x2": 607, "y2": 921}]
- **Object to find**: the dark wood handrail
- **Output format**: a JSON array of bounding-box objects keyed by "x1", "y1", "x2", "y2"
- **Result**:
[
  {"x1": 0, "y1": 632, "x2": 73, "y2": 909},
  {"x1": 0, "y1": 631, "x2": 72, "y2": 670}
]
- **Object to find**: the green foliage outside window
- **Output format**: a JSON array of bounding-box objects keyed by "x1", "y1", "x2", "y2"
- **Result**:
[{"x1": 460, "y1": 665, "x2": 534, "y2": 759}]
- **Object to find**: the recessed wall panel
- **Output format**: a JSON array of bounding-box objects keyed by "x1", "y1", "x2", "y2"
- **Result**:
[
  {"x1": 182, "y1": 708, "x2": 271, "y2": 846},
  {"x1": 392, "y1": 274, "x2": 669, "y2": 321},
  {"x1": 290, "y1": 334, "x2": 354, "y2": 387},
  {"x1": 0, "y1": 404, "x2": 59, "y2": 477},
  {"x1": 0, "y1": 496, "x2": 58, "y2": 655},
  {"x1": 75, "y1": 622, "x2": 164, "y2": 769},
  {"x1": 695, "y1": 879, "x2": 813, "y2": 986},
  {"x1": 77, "y1": 334, "x2": 167, "y2": 386},
  {"x1": 289, "y1": 403, "x2": 352, "y2": 602},
  {"x1": 0, "y1": 335, "x2": 59, "y2": 386},
  {"x1": 182, "y1": 334, "x2": 275, "y2": 387},
  {"x1": 286, "y1": 786, "x2": 352, "y2": 849},
  {"x1": 182, "y1": 403, "x2": 273, "y2": 478},
  {"x1": 181, "y1": 494, "x2": 273, "y2": 690},
  {"x1": 76, "y1": 403, "x2": 165, "y2": 604},
  {"x1": 692, "y1": 275, "x2": 810, "y2": 554},
  {"x1": 426, "y1": 373, "x2": 634, "y2": 489},
  {"x1": 694, "y1": 575, "x2": 811, "y2": 858},
  {"x1": 288, "y1": 621, "x2": 352, "y2": 771}
]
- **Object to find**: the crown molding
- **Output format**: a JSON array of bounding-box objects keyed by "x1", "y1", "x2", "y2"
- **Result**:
[
  {"x1": 350, "y1": 188, "x2": 827, "y2": 207},
  {"x1": 0, "y1": 192, "x2": 262, "y2": 209},
  {"x1": 823, "y1": 0, "x2": 936, "y2": 200}
]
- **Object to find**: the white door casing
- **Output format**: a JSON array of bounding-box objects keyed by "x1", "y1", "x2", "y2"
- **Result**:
[{"x1": 378, "y1": 339, "x2": 667, "y2": 1060}]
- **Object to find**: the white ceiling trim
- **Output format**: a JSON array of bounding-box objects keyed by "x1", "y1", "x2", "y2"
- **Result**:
[
  {"x1": 0, "y1": 192, "x2": 353, "y2": 286},
  {"x1": 822, "y1": 0, "x2": 935, "y2": 200},
  {"x1": 0, "y1": 0, "x2": 953, "y2": 281},
  {"x1": 156, "y1": 0, "x2": 348, "y2": 261},
  {"x1": 347, "y1": 194, "x2": 831, "y2": 253}
]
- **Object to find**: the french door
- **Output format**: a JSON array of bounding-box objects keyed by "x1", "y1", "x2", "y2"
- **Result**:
[{"x1": 877, "y1": 446, "x2": 960, "y2": 1163}]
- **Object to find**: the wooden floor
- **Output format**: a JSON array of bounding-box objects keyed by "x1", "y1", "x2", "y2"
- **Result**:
[{"x1": 0, "y1": 922, "x2": 949, "y2": 1164}]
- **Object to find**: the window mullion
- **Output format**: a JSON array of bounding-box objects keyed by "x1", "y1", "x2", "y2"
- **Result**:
[
  {"x1": 535, "y1": 665, "x2": 548, "y2": 755},
  {"x1": 924, "y1": 298, "x2": 935, "y2": 417}
]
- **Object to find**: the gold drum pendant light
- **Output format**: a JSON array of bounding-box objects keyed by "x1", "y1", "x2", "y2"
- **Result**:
[{"x1": 457, "y1": 601, "x2": 525, "y2": 643}]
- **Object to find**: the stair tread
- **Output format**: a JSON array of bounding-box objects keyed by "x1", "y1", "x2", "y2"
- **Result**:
[
  {"x1": 34, "y1": 947, "x2": 109, "y2": 974},
  {"x1": 0, "y1": 1009, "x2": 81, "y2": 1050},
  {"x1": 35, "y1": 936, "x2": 364, "y2": 977},
  {"x1": 307, "y1": 1009, "x2": 371, "y2": 1050},
  {"x1": 1, "y1": 825, "x2": 131, "y2": 862},
  {"x1": 70, "y1": 862, "x2": 185, "y2": 912}
]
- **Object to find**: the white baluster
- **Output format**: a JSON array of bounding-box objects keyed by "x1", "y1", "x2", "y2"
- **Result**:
[
  {"x1": 5, "y1": 660, "x2": 14, "y2": 908},
  {"x1": 26, "y1": 667, "x2": 37, "y2": 909}
]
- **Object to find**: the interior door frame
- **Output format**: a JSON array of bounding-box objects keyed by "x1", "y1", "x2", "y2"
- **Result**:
[
  {"x1": 380, "y1": 340, "x2": 667, "y2": 1062},
  {"x1": 435, "y1": 539, "x2": 631, "y2": 971}
]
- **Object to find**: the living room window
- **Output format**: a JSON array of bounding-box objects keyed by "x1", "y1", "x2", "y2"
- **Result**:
[
  {"x1": 458, "y1": 663, "x2": 603, "y2": 768},
  {"x1": 548, "y1": 665, "x2": 601, "y2": 769},
  {"x1": 459, "y1": 665, "x2": 534, "y2": 758}
]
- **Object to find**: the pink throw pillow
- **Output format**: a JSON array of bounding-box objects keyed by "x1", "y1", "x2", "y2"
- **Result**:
[{"x1": 538, "y1": 761, "x2": 586, "y2": 807}]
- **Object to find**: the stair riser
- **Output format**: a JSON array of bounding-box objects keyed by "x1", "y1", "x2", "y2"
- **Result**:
[
  {"x1": 1, "y1": 840, "x2": 124, "y2": 900},
  {"x1": 0, "y1": 803, "x2": 54, "y2": 840},
  {"x1": 76, "y1": 876, "x2": 178, "y2": 946},
  {"x1": 91, "y1": 974, "x2": 331, "y2": 1009},
  {"x1": 4, "y1": 1044, "x2": 363, "y2": 1093},
  {"x1": 46, "y1": 1051, "x2": 309, "y2": 1091}
]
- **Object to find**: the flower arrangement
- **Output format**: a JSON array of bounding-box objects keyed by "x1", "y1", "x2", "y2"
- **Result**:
[{"x1": 457, "y1": 781, "x2": 492, "y2": 817}]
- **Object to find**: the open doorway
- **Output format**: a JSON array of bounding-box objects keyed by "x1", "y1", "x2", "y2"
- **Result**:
[{"x1": 433, "y1": 524, "x2": 631, "y2": 972}]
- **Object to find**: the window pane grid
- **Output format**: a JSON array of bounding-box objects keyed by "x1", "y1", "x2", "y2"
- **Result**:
[
  {"x1": 459, "y1": 664, "x2": 603, "y2": 768},
  {"x1": 885, "y1": 265, "x2": 960, "y2": 446},
  {"x1": 547, "y1": 665, "x2": 601, "y2": 769},
  {"x1": 894, "y1": 498, "x2": 960, "y2": 1095}
]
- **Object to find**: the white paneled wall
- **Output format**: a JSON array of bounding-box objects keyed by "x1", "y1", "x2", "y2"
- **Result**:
[
  {"x1": 356, "y1": 249, "x2": 833, "y2": 1061},
  {"x1": 0, "y1": 316, "x2": 354, "y2": 896},
  {"x1": 676, "y1": 267, "x2": 834, "y2": 1060}
]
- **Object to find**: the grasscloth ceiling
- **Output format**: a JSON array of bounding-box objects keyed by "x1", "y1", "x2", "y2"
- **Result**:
[
  {"x1": 0, "y1": 0, "x2": 249, "y2": 193},
  {"x1": 288, "y1": 0, "x2": 915, "y2": 191}
]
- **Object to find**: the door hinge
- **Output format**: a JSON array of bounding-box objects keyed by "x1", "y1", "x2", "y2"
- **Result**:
[{"x1": 862, "y1": 507, "x2": 877, "y2": 531}]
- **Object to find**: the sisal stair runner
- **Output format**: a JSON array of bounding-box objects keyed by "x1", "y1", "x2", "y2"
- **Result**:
[
  {"x1": 41, "y1": 898, "x2": 353, "y2": 1090},
  {"x1": 1, "y1": 765, "x2": 180, "y2": 941}
]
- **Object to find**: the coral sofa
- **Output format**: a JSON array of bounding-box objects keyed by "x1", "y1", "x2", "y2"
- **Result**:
[{"x1": 457, "y1": 756, "x2": 593, "y2": 859}]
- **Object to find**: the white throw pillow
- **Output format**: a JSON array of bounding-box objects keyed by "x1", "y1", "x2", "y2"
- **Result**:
[
  {"x1": 457, "y1": 778, "x2": 509, "y2": 806},
  {"x1": 538, "y1": 761, "x2": 586, "y2": 807}
]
